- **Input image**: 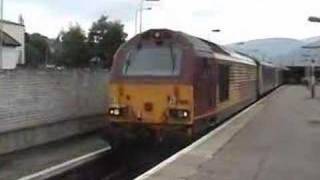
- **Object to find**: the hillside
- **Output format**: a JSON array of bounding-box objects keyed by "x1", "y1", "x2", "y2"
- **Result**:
[{"x1": 227, "y1": 37, "x2": 320, "y2": 66}]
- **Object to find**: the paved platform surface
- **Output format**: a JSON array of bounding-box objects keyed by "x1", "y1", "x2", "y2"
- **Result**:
[
  {"x1": 0, "y1": 133, "x2": 109, "y2": 180},
  {"x1": 138, "y1": 86, "x2": 320, "y2": 180}
]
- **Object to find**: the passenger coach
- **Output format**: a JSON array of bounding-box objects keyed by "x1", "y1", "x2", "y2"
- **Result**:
[{"x1": 106, "y1": 29, "x2": 277, "y2": 142}]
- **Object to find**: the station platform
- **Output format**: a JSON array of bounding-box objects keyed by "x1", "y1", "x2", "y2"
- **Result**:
[
  {"x1": 0, "y1": 133, "x2": 110, "y2": 180},
  {"x1": 137, "y1": 86, "x2": 320, "y2": 180}
]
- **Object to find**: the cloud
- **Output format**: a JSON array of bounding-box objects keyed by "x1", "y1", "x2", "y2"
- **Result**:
[
  {"x1": 6, "y1": 0, "x2": 137, "y2": 38},
  {"x1": 5, "y1": 0, "x2": 320, "y2": 44}
]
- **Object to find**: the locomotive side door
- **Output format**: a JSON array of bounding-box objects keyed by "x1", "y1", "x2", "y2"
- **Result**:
[
  {"x1": 217, "y1": 63, "x2": 230, "y2": 103},
  {"x1": 207, "y1": 58, "x2": 217, "y2": 109},
  {"x1": 196, "y1": 58, "x2": 216, "y2": 113}
]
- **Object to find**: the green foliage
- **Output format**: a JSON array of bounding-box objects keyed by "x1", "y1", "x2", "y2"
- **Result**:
[
  {"x1": 26, "y1": 15, "x2": 127, "y2": 68},
  {"x1": 25, "y1": 33, "x2": 50, "y2": 67},
  {"x1": 88, "y1": 15, "x2": 127, "y2": 68},
  {"x1": 57, "y1": 24, "x2": 89, "y2": 67}
]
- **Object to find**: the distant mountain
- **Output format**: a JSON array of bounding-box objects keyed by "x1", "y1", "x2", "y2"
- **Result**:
[
  {"x1": 227, "y1": 37, "x2": 320, "y2": 66},
  {"x1": 302, "y1": 36, "x2": 320, "y2": 43},
  {"x1": 282, "y1": 39, "x2": 320, "y2": 66}
]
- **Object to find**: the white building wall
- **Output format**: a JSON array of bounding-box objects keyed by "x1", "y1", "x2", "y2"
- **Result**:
[
  {"x1": 1, "y1": 21, "x2": 25, "y2": 65},
  {"x1": 2, "y1": 47, "x2": 18, "y2": 69}
]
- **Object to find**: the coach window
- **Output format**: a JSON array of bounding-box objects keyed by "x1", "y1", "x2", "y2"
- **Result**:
[{"x1": 219, "y1": 64, "x2": 230, "y2": 102}]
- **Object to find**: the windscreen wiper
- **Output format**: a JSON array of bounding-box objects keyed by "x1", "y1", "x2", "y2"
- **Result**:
[
  {"x1": 169, "y1": 44, "x2": 176, "y2": 73},
  {"x1": 123, "y1": 52, "x2": 132, "y2": 74}
]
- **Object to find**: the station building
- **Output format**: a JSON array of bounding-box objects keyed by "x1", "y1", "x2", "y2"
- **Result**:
[
  {"x1": 0, "y1": 20, "x2": 25, "y2": 69},
  {"x1": 284, "y1": 58, "x2": 320, "y2": 84}
]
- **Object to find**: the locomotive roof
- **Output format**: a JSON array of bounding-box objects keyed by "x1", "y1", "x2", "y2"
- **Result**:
[
  {"x1": 219, "y1": 46, "x2": 257, "y2": 66},
  {"x1": 179, "y1": 32, "x2": 257, "y2": 66},
  {"x1": 233, "y1": 50, "x2": 280, "y2": 68},
  {"x1": 135, "y1": 29, "x2": 257, "y2": 66},
  {"x1": 179, "y1": 33, "x2": 217, "y2": 58},
  {"x1": 259, "y1": 61, "x2": 276, "y2": 67}
]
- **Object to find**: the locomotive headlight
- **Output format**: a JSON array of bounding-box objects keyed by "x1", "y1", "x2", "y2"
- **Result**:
[{"x1": 183, "y1": 111, "x2": 189, "y2": 118}]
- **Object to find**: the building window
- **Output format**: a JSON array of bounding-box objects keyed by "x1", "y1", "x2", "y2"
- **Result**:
[{"x1": 219, "y1": 64, "x2": 230, "y2": 102}]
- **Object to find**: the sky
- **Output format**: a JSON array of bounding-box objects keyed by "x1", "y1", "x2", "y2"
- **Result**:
[{"x1": 5, "y1": 0, "x2": 320, "y2": 44}]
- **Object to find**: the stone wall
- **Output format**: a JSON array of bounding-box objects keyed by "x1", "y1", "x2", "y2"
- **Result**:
[{"x1": 0, "y1": 69, "x2": 109, "y2": 154}]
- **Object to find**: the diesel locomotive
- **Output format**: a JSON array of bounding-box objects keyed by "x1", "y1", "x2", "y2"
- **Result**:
[{"x1": 106, "y1": 29, "x2": 282, "y2": 142}]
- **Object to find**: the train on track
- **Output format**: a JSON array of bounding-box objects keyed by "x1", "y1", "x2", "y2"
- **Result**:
[{"x1": 105, "y1": 29, "x2": 283, "y2": 144}]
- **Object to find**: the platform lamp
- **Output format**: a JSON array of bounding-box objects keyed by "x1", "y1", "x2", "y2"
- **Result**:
[
  {"x1": 139, "y1": 0, "x2": 160, "y2": 33},
  {"x1": 309, "y1": 16, "x2": 320, "y2": 23},
  {"x1": 212, "y1": 29, "x2": 221, "y2": 32}
]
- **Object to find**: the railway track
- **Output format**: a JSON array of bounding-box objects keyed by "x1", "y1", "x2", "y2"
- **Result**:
[
  {"x1": 19, "y1": 105, "x2": 254, "y2": 180},
  {"x1": 19, "y1": 147, "x2": 111, "y2": 180},
  {"x1": 21, "y1": 105, "x2": 249, "y2": 180},
  {"x1": 21, "y1": 119, "x2": 226, "y2": 180},
  {"x1": 49, "y1": 140, "x2": 186, "y2": 180}
]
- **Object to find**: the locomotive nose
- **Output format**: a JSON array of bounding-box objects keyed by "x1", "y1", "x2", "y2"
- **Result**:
[{"x1": 108, "y1": 84, "x2": 193, "y2": 125}]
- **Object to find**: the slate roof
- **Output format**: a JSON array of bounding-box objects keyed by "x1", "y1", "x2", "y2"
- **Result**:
[
  {"x1": 1, "y1": 30, "x2": 21, "y2": 47},
  {"x1": 0, "y1": 20, "x2": 24, "y2": 27}
]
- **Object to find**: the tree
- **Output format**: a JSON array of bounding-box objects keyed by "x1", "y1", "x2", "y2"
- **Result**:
[
  {"x1": 88, "y1": 15, "x2": 127, "y2": 68},
  {"x1": 25, "y1": 33, "x2": 50, "y2": 67},
  {"x1": 57, "y1": 24, "x2": 89, "y2": 67}
]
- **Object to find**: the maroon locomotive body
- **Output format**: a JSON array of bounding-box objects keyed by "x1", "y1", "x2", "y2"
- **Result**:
[{"x1": 106, "y1": 29, "x2": 280, "y2": 142}]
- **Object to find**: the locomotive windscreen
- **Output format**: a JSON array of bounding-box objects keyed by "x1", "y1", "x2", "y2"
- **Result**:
[{"x1": 122, "y1": 46, "x2": 182, "y2": 76}]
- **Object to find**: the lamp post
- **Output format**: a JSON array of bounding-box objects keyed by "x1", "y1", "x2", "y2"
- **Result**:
[
  {"x1": 311, "y1": 59, "x2": 316, "y2": 98},
  {"x1": 301, "y1": 57, "x2": 315, "y2": 92},
  {"x1": 304, "y1": 16, "x2": 320, "y2": 98},
  {"x1": 135, "y1": 7, "x2": 152, "y2": 35},
  {"x1": 138, "y1": 0, "x2": 160, "y2": 33},
  {"x1": 302, "y1": 58, "x2": 317, "y2": 98},
  {"x1": 0, "y1": 0, "x2": 3, "y2": 69}
]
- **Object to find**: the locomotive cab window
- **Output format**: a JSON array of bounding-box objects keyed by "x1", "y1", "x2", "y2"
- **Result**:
[
  {"x1": 219, "y1": 64, "x2": 230, "y2": 102},
  {"x1": 122, "y1": 46, "x2": 182, "y2": 76}
]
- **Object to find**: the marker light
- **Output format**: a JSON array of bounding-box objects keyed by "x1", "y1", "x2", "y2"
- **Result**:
[
  {"x1": 113, "y1": 109, "x2": 120, "y2": 116},
  {"x1": 154, "y1": 32, "x2": 161, "y2": 38},
  {"x1": 169, "y1": 109, "x2": 190, "y2": 119},
  {"x1": 108, "y1": 107, "x2": 126, "y2": 117},
  {"x1": 183, "y1": 111, "x2": 189, "y2": 118}
]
